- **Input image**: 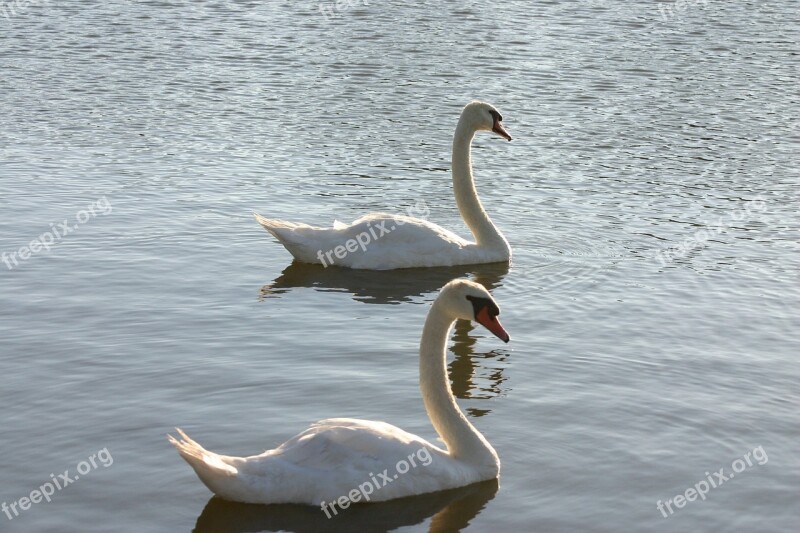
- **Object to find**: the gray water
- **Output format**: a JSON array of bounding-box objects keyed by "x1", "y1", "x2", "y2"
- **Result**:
[{"x1": 1, "y1": 1, "x2": 798, "y2": 532}]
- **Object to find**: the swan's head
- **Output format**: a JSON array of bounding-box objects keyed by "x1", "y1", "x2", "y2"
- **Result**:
[
  {"x1": 462, "y1": 101, "x2": 512, "y2": 141},
  {"x1": 439, "y1": 279, "x2": 510, "y2": 343}
]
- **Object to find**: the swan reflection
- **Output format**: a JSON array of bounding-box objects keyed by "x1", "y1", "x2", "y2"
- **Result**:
[
  {"x1": 192, "y1": 478, "x2": 498, "y2": 533},
  {"x1": 447, "y1": 268, "x2": 510, "y2": 414},
  {"x1": 260, "y1": 261, "x2": 512, "y2": 413},
  {"x1": 450, "y1": 317, "x2": 510, "y2": 417},
  {"x1": 259, "y1": 261, "x2": 509, "y2": 305}
]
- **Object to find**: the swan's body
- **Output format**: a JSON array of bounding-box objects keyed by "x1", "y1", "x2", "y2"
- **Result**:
[
  {"x1": 255, "y1": 101, "x2": 513, "y2": 270},
  {"x1": 169, "y1": 279, "x2": 510, "y2": 505},
  {"x1": 254, "y1": 212, "x2": 503, "y2": 270},
  {"x1": 169, "y1": 419, "x2": 486, "y2": 505}
]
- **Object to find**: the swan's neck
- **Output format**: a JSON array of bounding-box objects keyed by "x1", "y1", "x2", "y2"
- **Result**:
[
  {"x1": 452, "y1": 119, "x2": 508, "y2": 250},
  {"x1": 419, "y1": 300, "x2": 499, "y2": 469}
]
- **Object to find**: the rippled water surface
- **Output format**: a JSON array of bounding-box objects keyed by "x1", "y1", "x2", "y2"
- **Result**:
[{"x1": 1, "y1": 1, "x2": 798, "y2": 531}]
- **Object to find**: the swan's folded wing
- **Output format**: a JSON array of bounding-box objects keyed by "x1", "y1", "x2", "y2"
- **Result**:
[
  {"x1": 335, "y1": 214, "x2": 474, "y2": 269},
  {"x1": 350, "y1": 213, "x2": 469, "y2": 245},
  {"x1": 255, "y1": 212, "x2": 478, "y2": 269},
  {"x1": 241, "y1": 418, "x2": 439, "y2": 473}
]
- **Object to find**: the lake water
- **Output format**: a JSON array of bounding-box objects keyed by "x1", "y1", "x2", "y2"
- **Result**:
[{"x1": 1, "y1": 1, "x2": 798, "y2": 531}]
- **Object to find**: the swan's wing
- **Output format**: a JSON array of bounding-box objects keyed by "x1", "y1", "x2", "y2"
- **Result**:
[
  {"x1": 236, "y1": 418, "x2": 466, "y2": 502},
  {"x1": 321, "y1": 213, "x2": 475, "y2": 269},
  {"x1": 256, "y1": 212, "x2": 476, "y2": 269},
  {"x1": 254, "y1": 213, "x2": 390, "y2": 264},
  {"x1": 248, "y1": 418, "x2": 440, "y2": 470},
  {"x1": 350, "y1": 213, "x2": 470, "y2": 246}
]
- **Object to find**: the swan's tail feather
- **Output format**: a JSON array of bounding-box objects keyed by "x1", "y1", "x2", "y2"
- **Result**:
[
  {"x1": 253, "y1": 212, "x2": 326, "y2": 263},
  {"x1": 254, "y1": 213, "x2": 314, "y2": 234},
  {"x1": 168, "y1": 428, "x2": 239, "y2": 485}
]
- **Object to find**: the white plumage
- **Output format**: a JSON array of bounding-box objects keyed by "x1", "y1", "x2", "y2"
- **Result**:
[
  {"x1": 254, "y1": 101, "x2": 513, "y2": 270},
  {"x1": 169, "y1": 279, "x2": 509, "y2": 505}
]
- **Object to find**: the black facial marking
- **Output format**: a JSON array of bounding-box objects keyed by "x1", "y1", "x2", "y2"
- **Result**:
[
  {"x1": 488, "y1": 110, "x2": 503, "y2": 122},
  {"x1": 465, "y1": 295, "x2": 500, "y2": 319}
]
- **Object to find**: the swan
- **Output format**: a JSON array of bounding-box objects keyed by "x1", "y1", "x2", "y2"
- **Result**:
[
  {"x1": 254, "y1": 101, "x2": 513, "y2": 270},
  {"x1": 168, "y1": 278, "x2": 510, "y2": 505}
]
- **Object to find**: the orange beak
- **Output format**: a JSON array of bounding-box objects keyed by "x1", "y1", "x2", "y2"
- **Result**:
[
  {"x1": 492, "y1": 118, "x2": 512, "y2": 141},
  {"x1": 476, "y1": 307, "x2": 510, "y2": 343}
]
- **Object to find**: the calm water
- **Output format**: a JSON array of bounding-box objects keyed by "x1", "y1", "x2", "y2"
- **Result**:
[{"x1": 1, "y1": 1, "x2": 798, "y2": 531}]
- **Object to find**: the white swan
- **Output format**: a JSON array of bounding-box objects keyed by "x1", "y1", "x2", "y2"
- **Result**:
[
  {"x1": 169, "y1": 278, "x2": 510, "y2": 505},
  {"x1": 254, "y1": 101, "x2": 512, "y2": 270}
]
